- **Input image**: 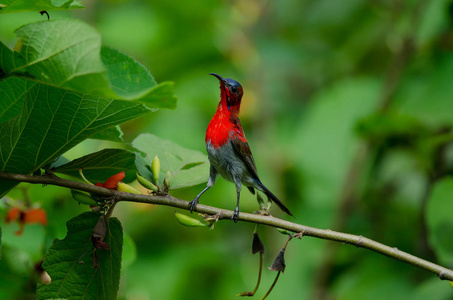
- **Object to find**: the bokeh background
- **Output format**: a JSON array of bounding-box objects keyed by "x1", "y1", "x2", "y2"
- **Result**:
[{"x1": 1, "y1": 0, "x2": 453, "y2": 299}]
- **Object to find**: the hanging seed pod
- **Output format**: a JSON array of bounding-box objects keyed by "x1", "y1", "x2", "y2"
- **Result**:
[
  {"x1": 252, "y1": 231, "x2": 265, "y2": 255},
  {"x1": 269, "y1": 249, "x2": 286, "y2": 273},
  {"x1": 237, "y1": 229, "x2": 265, "y2": 297}
]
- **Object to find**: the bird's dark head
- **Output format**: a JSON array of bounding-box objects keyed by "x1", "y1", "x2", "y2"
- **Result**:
[{"x1": 210, "y1": 73, "x2": 243, "y2": 109}]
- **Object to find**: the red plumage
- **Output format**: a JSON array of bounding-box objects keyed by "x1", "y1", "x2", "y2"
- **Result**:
[{"x1": 189, "y1": 73, "x2": 292, "y2": 222}]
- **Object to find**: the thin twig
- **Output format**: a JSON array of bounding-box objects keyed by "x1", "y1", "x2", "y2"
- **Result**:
[{"x1": 1, "y1": 171, "x2": 453, "y2": 281}]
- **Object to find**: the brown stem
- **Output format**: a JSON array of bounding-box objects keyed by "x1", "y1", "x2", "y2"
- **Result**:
[
  {"x1": 1, "y1": 171, "x2": 453, "y2": 281},
  {"x1": 260, "y1": 271, "x2": 281, "y2": 300}
]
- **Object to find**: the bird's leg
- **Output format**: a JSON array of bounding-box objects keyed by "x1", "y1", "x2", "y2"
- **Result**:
[
  {"x1": 189, "y1": 166, "x2": 217, "y2": 213},
  {"x1": 189, "y1": 186, "x2": 211, "y2": 213},
  {"x1": 231, "y1": 179, "x2": 242, "y2": 222},
  {"x1": 232, "y1": 191, "x2": 241, "y2": 223}
]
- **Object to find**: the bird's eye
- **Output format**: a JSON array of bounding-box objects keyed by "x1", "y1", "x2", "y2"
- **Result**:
[{"x1": 231, "y1": 86, "x2": 238, "y2": 94}]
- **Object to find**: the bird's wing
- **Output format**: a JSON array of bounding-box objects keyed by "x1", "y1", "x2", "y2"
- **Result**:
[{"x1": 229, "y1": 118, "x2": 260, "y2": 180}]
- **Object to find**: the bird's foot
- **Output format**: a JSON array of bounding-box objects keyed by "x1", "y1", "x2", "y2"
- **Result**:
[
  {"x1": 254, "y1": 208, "x2": 270, "y2": 216},
  {"x1": 188, "y1": 198, "x2": 199, "y2": 213},
  {"x1": 231, "y1": 207, "x2": 240, "y2": 223}
]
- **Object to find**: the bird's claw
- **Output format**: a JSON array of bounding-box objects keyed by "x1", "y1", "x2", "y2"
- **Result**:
[
  {"x1": 188, "y1": 198, "x2": 198, "y2": 213},
  {"x1": 231, "y1": 207, "x2": 240, "y2": 223},
  {"x1": 254, "y1": 209, "x2": 270, "y2": 216}
]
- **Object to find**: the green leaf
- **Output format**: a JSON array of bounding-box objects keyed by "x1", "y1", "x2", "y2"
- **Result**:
[
  {"x1": 89, "y1": 125, "x2": 124, "y2": 142},
  {"x1": 132, "y1": 134, "x2": 209, "y2": 190},
  {"x1": 122, "y1": 231, "x2": 137, "y2": 269},
  {"x1": 396, "y1": 55, "x2": 453, "y2": 127},
  {"x1": 101, "y1": 46, "x2": 157, "y2": 99},
  {"x1": 100, "y1": 46, "x2": 177, "y2": 109},
  {"x1": 136, "y1": 81, "x2": 177, "y2": 110},
  {"x1": 0, "y1": 41, "x2": 25, "y2": 75},
  {"x1": 410, "y1": 278, "x2": 453, "y2": 300},
  {"x1": 0, "y1": 77, "x2": 152, "y2": 197},
  {"x1": 426, "y1": 177, "x2": 453, "y2": 266},
  {"x1": 355, "y1": 111, "x2": 427, "y2": 143},
  {"x1": 2, "y1": 20, "x2": 176, "y2": 108},
  {"x1": 12, "y1": 19, "x2": 112, "y2": 95},
  {"x1": 37, "y1": 212, "x2": 123, "y2": 300},
  {"x1": 0, "y1": 63, "x2": 33, "y2": 123},
  {"x1": 53, "y1": 149, "x2": 137, "y2": 183},
  {"x1": 0, "y1": 0, "x2": 84, "y2": 14}
]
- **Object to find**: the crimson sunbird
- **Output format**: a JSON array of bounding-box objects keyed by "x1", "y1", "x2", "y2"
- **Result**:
[{"x1": 189, "y1": 73, "x2": 293, "y2": 222}]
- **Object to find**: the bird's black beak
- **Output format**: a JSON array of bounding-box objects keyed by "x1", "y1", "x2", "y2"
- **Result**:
[{"x1": 209, "y1": 73, "x2": 226, "y2": 85}]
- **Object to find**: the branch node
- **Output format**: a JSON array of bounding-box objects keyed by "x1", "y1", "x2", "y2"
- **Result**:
[{"x1": 355, "y1": 235, "x2": 364, "y2": 248}]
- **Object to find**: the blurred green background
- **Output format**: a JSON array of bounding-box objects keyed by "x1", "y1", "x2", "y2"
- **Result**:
[{"x1": 1, "y1": 0, "x2": 453, "y2": 299}]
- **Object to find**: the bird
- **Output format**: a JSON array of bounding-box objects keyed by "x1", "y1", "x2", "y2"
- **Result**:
[{"x1": 189, "y1": 73, "x2": 293, "y2": 222}]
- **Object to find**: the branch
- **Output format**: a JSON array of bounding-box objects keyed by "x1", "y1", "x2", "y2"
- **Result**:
[{"x1": 1, "y1": 171, "x2": 453, "y2": 281}]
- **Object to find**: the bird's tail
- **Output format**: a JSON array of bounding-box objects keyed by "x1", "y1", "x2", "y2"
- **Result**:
[{"x1": 255, "y1": 180, "x2": 293, "y2": 217}]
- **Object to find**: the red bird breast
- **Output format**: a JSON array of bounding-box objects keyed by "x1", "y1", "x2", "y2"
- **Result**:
[
  {"x1": 206, "y1": 108, "x2": 248, "y2": 149},
  {"x1": 205, "y1": 109, "x2": 231, "y2": 148}
]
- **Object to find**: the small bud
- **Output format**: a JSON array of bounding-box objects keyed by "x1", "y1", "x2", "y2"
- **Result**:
[
  {"x1": 256, "y1": 193, "x2": 267, "y2": 211},
  {"x1": 269, "y1": 249, "x2": 286, "y2": 273},
  {"x1": 163, "y1": 170, "x2": 171, "y2": 190},
  {"x1": 277, "y1": 228, "x2": 294, "y2": 236},
  {"x1": 175, "y1": 212, "x2": 208, "y2": 227},
  {"x1": 252, "y1": 232, "x2": 265, "y2": 255},
  {"x1": 71, "y1": 190, "x2": 97, "y2": 205},
  {"x1": 136, "y1": 172, "x2": 159, "y2": 192},
  {"x1": 151, "y1": 155, "x2": 160, "y2": 183},
  {"x1": 117, "y1": 182, "x2": 142, "y2": 194}
]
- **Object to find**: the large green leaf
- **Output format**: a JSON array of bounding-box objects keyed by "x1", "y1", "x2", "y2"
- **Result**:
[
  {"x1": 53, "y1": 148, "x2": 137, "y2": 183},
  {"x1": 12, "y1": 19, "x2": 112, "y2": 95},
  {"x1": 0, "y1": 66, "x2": 33, "y2": 123},
  {"x1": 2, "y1": 20, "x2": 176, "y2": 108},
  {"x1": 132, "y1": 134, "x2": 209, "y2": 190},
  {"x1": 0, "y1": 77, "x2": 152, "y2": 196},
  {"x1": 37, "y1": 212, "x2": 123, "y2": 300},
  {"x1": 0, "y1": 40, "x2": 25, "y2": 75},
  {"x1": 396, "y1": 55, "x2": 453, "y2": 127},
  {"x1": 89, "y1": 125, "x2": 124, "y2": 142},
  {"x1": 100, "y1": 46, "x2": 177, "y2": 109},
  {"x1": 0, "y1": 0, "x2": 84, "y2": 14},
  {"x1": 426, "y1": 177, "x2": 453, "y2": 266}
]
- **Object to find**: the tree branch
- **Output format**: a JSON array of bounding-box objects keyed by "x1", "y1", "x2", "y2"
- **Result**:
[{"x1": 1, "y1": 171, "x2": 452, "y2": 281}]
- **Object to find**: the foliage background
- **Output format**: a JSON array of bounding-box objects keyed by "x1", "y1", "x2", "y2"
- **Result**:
[{"x1": 1, "y1": 0, "x2": 453, "y2": 299}]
